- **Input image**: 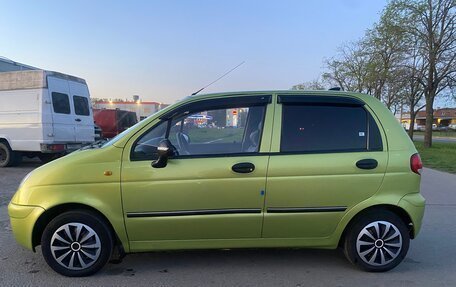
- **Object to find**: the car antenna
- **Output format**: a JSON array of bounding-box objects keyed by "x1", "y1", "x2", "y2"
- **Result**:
[{"x1": 191, "y1": 61, "x2": 245, "y2": 96}]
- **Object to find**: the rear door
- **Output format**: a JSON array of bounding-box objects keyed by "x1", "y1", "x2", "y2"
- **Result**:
[
  {"x1": 47, "y1": 76, "x2": 75, "y2": 142},
  {"x1": 263, "y1": 94, "x2": 387, "y2": 239},
  {"x1": 69, "y1": 81, "x2": 94, "y2": 143}
]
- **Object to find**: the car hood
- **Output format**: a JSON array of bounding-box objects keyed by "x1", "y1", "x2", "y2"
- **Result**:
[{"x1": 11, "y1": 146, "x2": 123, "y2": 205}]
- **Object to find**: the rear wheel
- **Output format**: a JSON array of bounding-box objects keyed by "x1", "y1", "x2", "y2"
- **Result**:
[
  {"x1": 343, "y1": 210, "x2": 410, "y2": 272},
  {"x1": 0, "y1": 142, "x2": 21, "y2": 167},
  {"x1": 41, "y1": 210, "x2": 113, "y2": 277}
]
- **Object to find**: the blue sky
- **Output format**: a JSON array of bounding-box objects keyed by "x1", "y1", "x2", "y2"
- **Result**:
[{"x1": 0, "y1": 0, "x2": 388, "y2": 103}]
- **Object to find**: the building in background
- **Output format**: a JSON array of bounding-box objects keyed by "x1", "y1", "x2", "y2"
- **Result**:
[
  {"x1": 92, "y1": 98, "x2": 169, "y2": 121},
  {"x1": 398, "y1": 108, "x2": 456, "y2": 130}
]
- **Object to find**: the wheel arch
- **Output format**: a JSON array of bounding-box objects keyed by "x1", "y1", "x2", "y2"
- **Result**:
[
  {"x1": 32, "y1": 203, "x2": 124, "y2": 253},
  {"x1": 338, "y1": 204, "x2": 414, "y2": 247},
  {"x1": 0, "y1": 137, "x2": 12, "y2": 147}
]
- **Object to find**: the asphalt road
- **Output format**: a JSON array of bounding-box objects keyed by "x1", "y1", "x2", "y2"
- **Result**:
[
  {"x1": 1, "y1": 162, "x2": 456, "y2": 286},
  {"x1": 413, "y1": 135, "x2": 456, "y2": 143}
]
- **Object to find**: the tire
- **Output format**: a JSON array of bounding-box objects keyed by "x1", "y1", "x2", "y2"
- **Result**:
[
  {"x1": 41, "y1": 210, "x2": 114, "y2": 277},
  {"x1": 343, "y1": 209, "x2": 410, "y2": 272},
  {"x1": 0, "y1": 142, "x2": 21, "y2": 167}
]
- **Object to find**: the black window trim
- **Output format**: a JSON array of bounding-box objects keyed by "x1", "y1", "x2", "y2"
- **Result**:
[
  {"x1": 130, "y1": 95, "x2": 271, "y2": 161},
  {"x1": 160, "y1": 95, "x2": 272, "y2": 120},
  {"x1": 278, "y1": 94, "x2": 365, "y2": 107},
  {"x1": 278, "y1": 95, "x2": 383, "y2": 154}
]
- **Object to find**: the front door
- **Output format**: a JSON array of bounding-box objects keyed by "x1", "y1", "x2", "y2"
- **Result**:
[
  {"x1": 262, "y1": 95, "x2": 388, "y2": 239},
  {"x1": 121, "y1": 95, "x2": 273, "y2": 247}
]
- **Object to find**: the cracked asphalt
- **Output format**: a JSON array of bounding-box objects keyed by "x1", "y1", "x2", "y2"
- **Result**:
[{"x1": 1, "y1": 161, "x2": 455, "y2": 286}]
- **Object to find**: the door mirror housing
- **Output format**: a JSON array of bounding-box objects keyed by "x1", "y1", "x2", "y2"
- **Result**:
[{"x1": 152, "y1": 139, "x2": 175, "y2": 168}]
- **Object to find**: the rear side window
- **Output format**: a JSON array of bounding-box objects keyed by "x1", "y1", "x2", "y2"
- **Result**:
[
  {"x1": 281, "y1": 105, "x2": 382, "y2": 153},
  {"x1": 73, "y1": 96, "x2": 90, "y2": 116},
  {"x1": 51, "y1": 92, "x2": 70, "y2": 114}
]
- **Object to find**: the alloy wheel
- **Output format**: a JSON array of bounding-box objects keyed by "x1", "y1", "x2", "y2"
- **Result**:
[
  {"x1": 50, "y1": 223, "x2": 101, "y2": 270},
  {"x1": 356, "y1": 221, "x2": 402, "y2": 266}
]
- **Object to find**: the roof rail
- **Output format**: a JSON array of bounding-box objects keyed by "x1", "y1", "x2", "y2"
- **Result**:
[{"x1": 329, "y1": 87, "x2": 342, "y2": 91}]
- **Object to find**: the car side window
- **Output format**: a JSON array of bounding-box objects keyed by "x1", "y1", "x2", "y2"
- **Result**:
[
  {"x1": 131, "y1": 121, "x2": 167, "y2": 160},
  {"x1": 281, "y1": 104, "x2": 381, "y2": 153},
  {"x1": 131, "y1": 104, "x2": 266, "y2": 160},
  {"x1": 168, "y1": 106, "x2": 265, "y2": 156},
  {"x1": 52, "y1": 92, "x2": 70, "y2": 114}
]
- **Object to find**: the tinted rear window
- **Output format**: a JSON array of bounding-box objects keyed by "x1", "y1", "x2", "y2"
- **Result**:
[
  {"x1": 281, "y1": 105, "x2": 369, "y2": 153},
  {"x1": 52, "y1": 92, "x2": 70, "y2": 114},
  {"x1": 73, "y1": 95, "x2": 90, "y2": 116}
]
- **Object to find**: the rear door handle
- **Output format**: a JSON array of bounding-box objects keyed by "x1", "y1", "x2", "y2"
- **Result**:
[
  {"x1": 232, "y1": 162, "x2": 255, "y2": 173},
  {"x1": 356, "y1": 159, "x2": 378, "y2": 170},
  {"x1": 75, "y1": 118, "x2": 82, "y2": 122}
]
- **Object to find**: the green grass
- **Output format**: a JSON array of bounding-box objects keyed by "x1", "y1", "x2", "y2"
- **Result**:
[
  {"x1": 414, "y1": 141, "x2": 456, "y2": 174},
  {"x1": 414, "y1": 131, "x2": 456, "y2": 138},
  {"x1": 187, "y1": 127, "x2": 244, "y2": 143}
]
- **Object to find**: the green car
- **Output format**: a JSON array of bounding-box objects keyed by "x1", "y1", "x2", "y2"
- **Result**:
[{"x1": 8, "y1": 91, "x2": 425, "y2": 276}]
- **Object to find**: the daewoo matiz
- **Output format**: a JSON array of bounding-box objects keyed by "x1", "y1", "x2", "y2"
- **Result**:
[{"x1": 8, "y1": 91, "x2": 425, "y2": 276}]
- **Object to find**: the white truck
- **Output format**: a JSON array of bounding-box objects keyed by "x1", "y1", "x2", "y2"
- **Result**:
[{"x1": 0, "y1": 70, "x2": 95, "y2": 167}]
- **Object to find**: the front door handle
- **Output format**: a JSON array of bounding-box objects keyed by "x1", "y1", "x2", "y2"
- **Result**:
[
  {"x1": 232, "y1": 162, "x2": 255, "y2": 173},
  {"x1": 75, "y1": 118, "x2": 82, "y2": 122},
  {"x1": 356, "y1": 159, "x2": 378, "y2": 170}
]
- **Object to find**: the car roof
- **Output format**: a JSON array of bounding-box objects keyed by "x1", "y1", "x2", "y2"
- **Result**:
[
  {"x1": 183, "y1": 90, "x2": 372, "y2": 103},
  {"x1": 194, "y1": 90, "x2": 351, "y2": 97}
]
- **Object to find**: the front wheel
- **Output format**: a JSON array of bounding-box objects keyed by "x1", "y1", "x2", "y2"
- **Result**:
[
  {"x1": 343, "y1": 210, "x2": 410, "y2": 272},
  {"x1": 41, "y1": 210, "x2": 113, "y2": 277},
  {"x1": 0, "y1": 142, "x2": 21, "y2": 167}
]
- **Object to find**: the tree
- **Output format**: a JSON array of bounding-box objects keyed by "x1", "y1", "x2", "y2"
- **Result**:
[
  {"x1": 393, "y1": 0, "x2": 456, "y2": 147},
  {"x1": 291, "y1": 77, "x2": 327, "y2": 90},
  {"x1": 363, "y1": 8, "x2": 408, "y2": 101},
  {"x1": 322, "y1": 41, "x2": 372, "y2": 93},
  {"x1": 403, "y1": 35, "x2": 427, "y2": 138}
]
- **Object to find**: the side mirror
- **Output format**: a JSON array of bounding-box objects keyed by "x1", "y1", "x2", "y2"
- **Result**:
[{"x1": 151, "y1": 139, "x2": 174, "y2": 168}]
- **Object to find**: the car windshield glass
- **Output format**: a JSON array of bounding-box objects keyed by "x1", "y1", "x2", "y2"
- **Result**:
[
  {"x1": 100, "y1": 96, "x2": 192, "y2": 148},
  {"x1": 101, "y1": 120, "x2": 143, "y2": 148}
]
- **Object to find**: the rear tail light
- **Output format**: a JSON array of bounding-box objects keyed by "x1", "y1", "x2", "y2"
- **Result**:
[
  {"x1": 40, "y1": 144, "x2": 66, "y2": 152},
  {"x1": 410, "y1": 153, "x2": 423, "y2": 175}
]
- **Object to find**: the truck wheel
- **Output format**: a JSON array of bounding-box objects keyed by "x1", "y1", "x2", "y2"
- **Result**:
[
  {"x1": 343, "y1": 209, "x2": 410, "y2": 272},
  {"x1": 41, "y1": 210, "x2": 114, "y2": 277},
  {"x1": 0, "y1": 142, "x2": 21, "y2": 167}
]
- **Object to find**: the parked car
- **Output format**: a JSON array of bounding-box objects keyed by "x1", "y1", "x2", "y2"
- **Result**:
[
  {"x1": 415, "y1": 125, "x2": 425, "y2": 131},
  {"x1": 449, "y1": 124, "x2": 456, "y2": 130},
  {"x1": 8, "y1": 91, "x2": 425, "y2": 276},
  {"x1": 93, "y1": 109, "x2": 138, "y2": 139},
  {"x1": 0, "y1": 70, "x2": 94, "y2": 167},
  {"x1": 436, "y1": 125, "x2": 450, "y2": 131}
]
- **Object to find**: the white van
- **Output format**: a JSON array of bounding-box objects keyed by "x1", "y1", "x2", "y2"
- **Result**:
[{"x1": 0, "y1": 70, "x2": 95, "y2": 167}]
